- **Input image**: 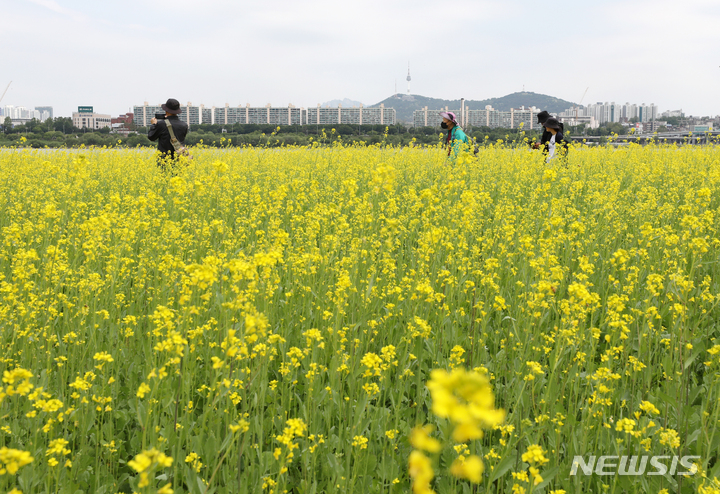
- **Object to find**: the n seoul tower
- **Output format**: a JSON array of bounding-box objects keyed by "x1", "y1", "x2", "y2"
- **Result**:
[{"x1": 406, "y1": 62, "x2": 411, "y2": 94}]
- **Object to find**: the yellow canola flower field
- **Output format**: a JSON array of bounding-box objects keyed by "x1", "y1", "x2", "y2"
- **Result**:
[{"x1": 1, "y1": 143, "x2": 720, "y2": 494}]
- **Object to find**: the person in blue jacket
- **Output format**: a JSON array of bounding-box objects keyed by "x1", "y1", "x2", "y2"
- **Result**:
[{"x1": 439, "y1": 111, "x2": 470, "y2": 159}]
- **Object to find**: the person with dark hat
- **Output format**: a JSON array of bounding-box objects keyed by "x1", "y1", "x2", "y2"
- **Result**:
[
  {"x1": 148, "y1": 98, "x2": 189, "y2": 171},
  {"x1": 542, "y1": 117, "x2": 568, "y2": 162},
  {"x1": 532, "y1": 110, "x2": 564, "y2": 153},
  {"x1": 439, "y1": 111, "x2": 470, "y2": 159}
]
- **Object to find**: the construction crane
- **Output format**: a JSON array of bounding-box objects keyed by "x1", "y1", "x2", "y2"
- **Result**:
[
  {"x1": 0, "y1": 81, "x2": 11, "y2": 106},
  {"x1": 575, "y1": 87, "x2": 589, "y2": 119}
]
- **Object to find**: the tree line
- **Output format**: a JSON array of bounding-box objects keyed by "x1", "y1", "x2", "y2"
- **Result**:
[
  {"x1": 3, "y1": 116, "x2": 645, "y2": 149},
  {"x1": 0, "y1": 117, "x2": 553, "y2": 149}
]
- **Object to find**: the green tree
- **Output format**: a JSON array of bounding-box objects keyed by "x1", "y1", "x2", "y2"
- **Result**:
[
  {"x1": 43, "y1": 131, "x2": 65, "y2": 141},
  {"x1": 53, "y1": 117, "x2": 75, "y2": 134},
  {"x1": 81, "y1": 133, "x2": 104, "y2": 146},
  {"x1": 125, "y1": 135, "x2": 152, "y2": 147}
]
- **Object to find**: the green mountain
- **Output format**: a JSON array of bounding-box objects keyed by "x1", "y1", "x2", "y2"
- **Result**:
[{"x1": 371, "y1": 92, "x2": 577, "y2": 124}]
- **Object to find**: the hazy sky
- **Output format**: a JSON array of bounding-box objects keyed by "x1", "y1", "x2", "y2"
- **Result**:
[{"x1": 2, "y1": 0, "x2": 719, "y2": 118}]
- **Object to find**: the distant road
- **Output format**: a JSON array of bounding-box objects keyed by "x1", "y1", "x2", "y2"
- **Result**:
[{"x1": 570, "y1": 131, "x2": 719, "y2": 145}]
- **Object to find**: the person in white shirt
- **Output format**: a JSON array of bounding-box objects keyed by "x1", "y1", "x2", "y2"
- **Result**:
[{"x1": 542, "y1": 118, "x2": 567, "y2": 163}]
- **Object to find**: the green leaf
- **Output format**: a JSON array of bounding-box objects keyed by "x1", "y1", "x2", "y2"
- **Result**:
[
  {"x1": 488, "y1": 452, "x2": 516, "y2": 484},
  {"x1": 656, "y1": 390, "x2": 677, "y2": 410},
  {"x1": 684, "y1": 349, "x2": 702, "y2": 370},
  {"x1": 219, "y1": 430, "x2": 234, "y2": 453},
  {"x1": 533, "y1": 465, "x2": 558, "y2": 490}
]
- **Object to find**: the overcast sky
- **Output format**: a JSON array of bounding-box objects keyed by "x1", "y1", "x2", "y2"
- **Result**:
[{"x1": 2, "y1": 0, "x2": 719, "y2": 118}]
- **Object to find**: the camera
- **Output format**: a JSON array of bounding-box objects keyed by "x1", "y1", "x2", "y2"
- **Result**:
[{"x1": 154, "y1": 112, "x2": 166, "y2": 120}]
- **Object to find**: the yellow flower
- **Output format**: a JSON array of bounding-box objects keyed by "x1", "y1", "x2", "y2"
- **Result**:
[
  {"x1": 230, "y1": 420, "x2": 250, "y2": 433},
  {"x1": 157, "y1": 482, "x2": 174, "y2": 494},
  {"x1": 615, "y1": 418, "x2": 636, "y2": 434},
  {"x1": 0, "y1": 447, "x2": 34, "y2": 475},
  {"x1": 137, "y1": 383, "x2": 151, "y2": 398},
  {"x1": 275, "y1": 418, "x2": 307, "y2": 448},
  {"x1": 409, "y1": 425, "x2": 441, "y2": 453},
  {"x1": 529, "y1": 466, "x2": 543, "y2": 485},
  {"x1": 521, "y1": 444, "x2": 549, "y2": 465},
  {"x1": 385, "y1": 429, "x2": 399, "y2": 439},
  {"x1": 659, "y1": 428, "x2": 680, "y2": 449},
  {"x1": 426, "y1": 368, "x2": 505, "y2": 441},
  {"x1": 92, "y1": 351, "x2": 114, "y2": 363},
  {"x1": 128, "y1": 448, "x2": 173, "y2": 473},
  {"x1": 46, "y1": 438, "x2": 71, "y2": 456},
  {"x1": 185, "y1": 452, "x2": 203, "y2": 473},
  {"x1": 524, "y1": 361, "x2": 544, "y2": 381},
  {"x1": 352, "y1": 435, "x2": 368, "y2": 449},
  {"x1": 450, "y1": 454, "x2": 484, "y2": 483},
  {"x1": 408, "y1": 450, "x2": 435, "y2": 494},
  {"x1": 2, "y1": 368, "x2": 33, "y2": 385}
]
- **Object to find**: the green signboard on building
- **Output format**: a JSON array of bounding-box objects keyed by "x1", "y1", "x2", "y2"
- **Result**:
[{"x1": 78, "y1": 106, "x2": 94, "y2": 113}]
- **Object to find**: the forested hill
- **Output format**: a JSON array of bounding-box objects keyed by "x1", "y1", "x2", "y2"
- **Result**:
[{"x1": 371, "y1": 92, "x2": 577, "y2": 123}]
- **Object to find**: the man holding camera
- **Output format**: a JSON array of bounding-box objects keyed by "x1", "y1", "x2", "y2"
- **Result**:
[{"x1": 148, "y1": 98, "x2": 189, "y2": 170}]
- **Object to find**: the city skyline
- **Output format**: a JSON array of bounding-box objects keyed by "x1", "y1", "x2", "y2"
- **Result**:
[
  {"x1": 0, "y1": 93, "x2": 706, "y2": 124},
  {"x1": 2, "y1": 0, "x2": 719, "y2": 118},
  {"x1": 132, "y1": 102, "x2": 396, "y2": 127}
]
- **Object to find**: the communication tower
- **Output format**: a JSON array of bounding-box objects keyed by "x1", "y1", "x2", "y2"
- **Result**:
[{"x1": 406, "y1": 63, "x2": 411, "y2": 94}]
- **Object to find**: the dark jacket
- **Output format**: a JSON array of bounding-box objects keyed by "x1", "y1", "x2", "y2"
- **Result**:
[
  {"x1": 148, "y1": 116, "x2": 189, "y2": 157},
  {"x1": 539, "y1": 121, "x2": 564, "y2": 145},
  {"x1": 543, "y1": 131, "x2": 569, "y2": 157}
]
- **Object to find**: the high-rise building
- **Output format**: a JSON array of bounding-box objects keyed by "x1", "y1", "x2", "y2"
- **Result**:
[
  {"x1": 306, "y1": 104, "x2": 393, "y2": 126},
  {"x1": 227, "y1": 105, "x2": 247, "y2": 124},
  {"x1": 638, "y1": 103, "x2": 657, "y2": 122},
  {"x1": 305, "y1": 104, "x2": 395, "y2": 126},
  {"x1": 3, "y1": 105, "x2": 43, "y2": 122},
  {"x1": 414, "y1": 106, "x2": 458, "y2": 128},
  {"x1": 560, "y1": 101, "x2": 658, "y2": 125},
  {"x1": 35, "y1": 106, "x2": 53, "y2": 120},
  {"x1": 201, "y1": 105, "x2": 212, "y2": 125},
  {"x1": 133, "y1": 102, "x2": 396, "y2": 127},
  {"x1": 661, "y1": 109, "x2": 683, "y2": 118},
  {"x1": 414, "y1": 106, "x2": 540, "y2": 129},
  {"x1": 178, "y1": 102, "x2": 201, "y2": 126},
  {"x1": 267, "y1": 105, "x2": 303, "y2": 125},
  {"x1": 133, "y1": 102, "x2": 163, "y2": 127}
]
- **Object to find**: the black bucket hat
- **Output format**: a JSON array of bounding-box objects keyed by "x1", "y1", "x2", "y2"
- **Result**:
[
  {"x1": 161, "y1": 98, "x2": 182, "y2": 115},
  {"x1": 536, "y1": 110, "x2": 550, "y2": 124},
  {"x1": 543, "y1": 117, "x2": 561, "y2": 130}
]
